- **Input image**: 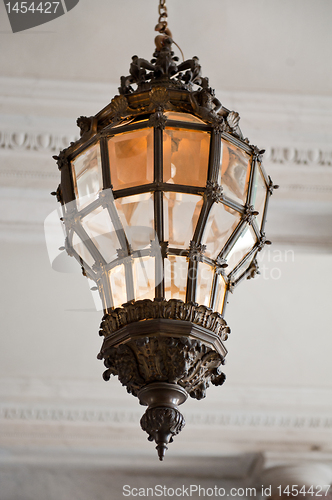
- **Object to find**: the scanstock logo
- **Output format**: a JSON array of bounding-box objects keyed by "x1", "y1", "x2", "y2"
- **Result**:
[{"x1": 3, "y1": 0, "x2": 79, "y2": 33}]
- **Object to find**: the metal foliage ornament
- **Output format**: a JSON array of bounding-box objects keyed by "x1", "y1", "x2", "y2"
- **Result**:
[{"x1": 51, "y1": 0, "x2": 277, "y2": 460}]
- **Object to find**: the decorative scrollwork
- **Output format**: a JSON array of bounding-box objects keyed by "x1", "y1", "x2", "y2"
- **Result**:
[
  {"x1": 149, "y1": 86, "x2": 170, "y2": 110},
  {"x1": 140, "y1": 407, "x2": 185, "y2": 461},
  {"x1": 52, "y1": 150, "x2": 69, "y2": 170},
  {"x1": 205, "y1": 180, "x2": 223, "y2": 203},
  {"x1": 189, "y1": 88, "x2": 222, "y2": 123},
  {"x1": 257, "y1": 233, "x2": 272, "y2": 251},
  {"x1": 110, "y1": 95, "x2": 129, "y2": 122},
  {"x1": 247, "y1": 258, "x2": 260, "y2": 280},
  {"x1": 76, "y1": 116, "x2": 98, "y2": 138},
  {"x1": 252, "y1": 145, "x2": 266, "y2": 163},
  {"x1": 100, "y1": 336, "x2": 226, "y2": 400},
  {"x1": 99, "y1": 299, "x2": 229, "y2": 339},
  {"x1": 148, "y1": 110, "x2": 167, "y2": 129},
  {"x1": 187, "y1": 241, "x2": 206, "y2": 263},
  {"x1": 118, "y1": 41, "x2": 216, "y2": 108},
  {"x1": 226, "y1": 111, "x2": 240, "y2": 130},
  {"x1": 242, "y1": 204, "x2": 258, "y2": 224}
]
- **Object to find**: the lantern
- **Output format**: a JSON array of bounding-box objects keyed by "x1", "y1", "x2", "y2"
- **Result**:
[{"x1": 52, "y1": 3, "x2": 276, "y2": 460}]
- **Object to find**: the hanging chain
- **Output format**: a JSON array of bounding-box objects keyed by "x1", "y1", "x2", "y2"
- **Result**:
[
  {"x1": 155, "y1": 0, "x2": 184, "y2": 61},
  {"x1": 157, "y1": 0, "x2": 168, "y2": 32}
]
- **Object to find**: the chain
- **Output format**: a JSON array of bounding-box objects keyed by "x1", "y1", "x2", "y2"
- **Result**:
[
  {"x1": 155, "y1": 0, "x2": 184, "y2": 61},
  {"x1": 157, "y1": 0, "x2": 168, "y2": 31}
]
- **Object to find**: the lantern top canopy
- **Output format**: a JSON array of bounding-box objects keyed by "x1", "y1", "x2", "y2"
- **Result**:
[{"x1": 52, "y1": 16, "x2": 276, "y2": 460}]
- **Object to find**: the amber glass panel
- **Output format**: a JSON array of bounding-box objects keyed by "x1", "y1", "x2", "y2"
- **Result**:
[
  {"x1": 196, "y1": 262, "x2": 214, "y2": 307},
  {"x1": 72, "y1": 231, "x2": 95, "y2": 268},
  {"x1": 133, "y1": 256, "x2": 155, "y2": 301},
  {"x1": 81, "y1": 206, "x2": 119, "y2": 264},
  {"x1": 72, "y1": 143, "x2": 102, "y2": 210},
  {"x1": 163, "y1": 128, "x2": 210, "y2": 186},
  {"x1": 163, "y1": 192, "x2": 203, "y2": 249},
  {"x1": 214, "y1": 274, "x2": 226, "y2": 314},
  {"x1": 164, "y1": 255, "x2": 188, "y2": 301},
  {"x1": 218, "y1": 141, "x2": 251, "y2": 206},
  {"x1": 108, "y1": 128, "x2": 153, "y2": 190},
  {"x1": 225, "y1": 225, "x2": 256, "y2": 272},
  {"x1": 251, "y1": 163, "x2": 267, "y2": 231},
  {"x1": 115, "y1": 193, "x2": 155, "y2": 250},
  {"x1": 109, "y1": 265, "x2": 126, "y2": 308},
  {"x1": 201, "y1": 203, "x2": 241, "y2": 260},
  {"x1": 164, "y1": 112, "x2": 205, "y2": 124}
]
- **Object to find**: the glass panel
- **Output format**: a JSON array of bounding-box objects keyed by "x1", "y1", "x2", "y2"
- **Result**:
[
  {"x1": 133, "y1": 256, "x2": 155, "y2": 301},
  {"x1": 201, "y1": 203, "x2": 241, "y2": 260},
  {"x1": 115, "y1": 193, "x2": 155, "y2": 251},
  {"x1": 81, "y1": 206, "x2": 119, "y2": 264},
  {"x1": 163, "y1": 128, "x2": 210, "y2": 187},
  {"x1": 108, "y1": 128, "x2": 153, "y2": 190},
  {"x1": 163, "y1": 192, "x2": 203, "y2": 249},
  {"x1": 214, "y1": 274, "x2": 226, "y2": 314},
  {"x1": 72, "y1": 231, "x2": 95, "y2": 268},
  {"x1": 72, "y1": 143, "x2": 103, "y2": 210},
  {"x1": 164, "y1": 255, "x2": 188, "y2": 302},
  {"x1": 225, "y1": 225, "x2": 257, "y2": 272},
  {"x1": 196, "y1": 263, "x2": 214, "y2": 307},
  {"x1": 251, "y1": 163, "x2": 268, "y2": 231},
  {"x1": 164, "y1": 112, "x2": 205, "y2": 124},
  {"x1": 231, "y1": 255, "x2": 255, "y2": 282},
  {"x1": 109, "y1": 264, "x2": 126, "y2": 308},
  {"x1": 218, "y1": 141, "x2": 251, "y2": 206}
]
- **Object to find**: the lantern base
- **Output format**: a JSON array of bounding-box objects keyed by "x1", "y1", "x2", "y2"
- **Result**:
[
  {"x1": 98, "y1": 300, "x2": 228, "y2": 458},
  {"x1": 139, "y1": 382, "x2": 187, "y2": 460}
]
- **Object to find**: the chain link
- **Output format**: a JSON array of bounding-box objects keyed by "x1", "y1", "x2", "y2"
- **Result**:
[{"x1": 158, "y1": 0, "x2": 168, "y2": 28}]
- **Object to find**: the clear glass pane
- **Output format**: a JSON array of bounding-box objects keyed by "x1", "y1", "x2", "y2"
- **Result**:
[
  {"x1": 108, "y1": 128, "x2": 153, "y2": 190},
  {"x1": 72, "y1": 143, "x2": 103, "y2": 210},
  {"x1": 163, "y1": 128, "x2": 210, "y2": 186},
  {"x1": 201, "y1": 203, "x2": 241, "y2": 260},
  {"x1": 133, "y1": 256, "x2": 155, "y2": 301},
  {"x1": 251, "y1": 163, "x2": 268, "y2": 231},
  {"x1": 214, "y1": 274, "x2": 226, "y2": 314},
  {"x1": 231, "y1": 255, "x2": 255, "y2": 282},
  {"x1": 196, "y1": 262, "x2": 214, "y2": 307},
  {"x1": 164, "y1": 112, "x2": 205, "y2": 124},
  {"x1": 81, "y1": 206, "x2": 119, "y2": 264},
  {"x1": 164, "y1": 255, "x2": 188, "y2": 302},
  {"x1": 72, "y1": 231, "x2": 95, "y2": 268},
  {"x1": 115, "y1": 193, "x2": 155, "y2": 251},
  {"x1": 225, "y1": 225, "x2": 257, "y2": 272},
  {"x1": 109, "y1": 264, "x2": 127, "y2": 308},
  {"x1": 163, "y1": 192, "x2": 203, "y2": 249},
  {"x1": 218, "y1": 141, "x2": 251, "y2": 206}
]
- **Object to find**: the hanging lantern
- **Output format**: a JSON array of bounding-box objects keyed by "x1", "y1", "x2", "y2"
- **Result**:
[{"x1": 52, "y1": 1, "x2": 277, "y2": 460}]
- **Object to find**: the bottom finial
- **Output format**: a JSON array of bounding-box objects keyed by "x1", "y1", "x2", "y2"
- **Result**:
[
  {"x1": 138, "y1": 383, "x2": 188, "y2": 460},
  {"x1": 140, "y1": 406, "x2": 185, "y2": 460},
  {"x1": 156, "y1": 442, "x2": 168, "y2": 461}
]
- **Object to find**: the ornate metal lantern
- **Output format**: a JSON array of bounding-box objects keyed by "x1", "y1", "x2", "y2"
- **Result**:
[{"x1": 52, "y1": 1, "x2": 276, "y2": 460}]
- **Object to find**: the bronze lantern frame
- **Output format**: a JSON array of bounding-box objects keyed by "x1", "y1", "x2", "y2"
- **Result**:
[{"x1": 52, "y1": 13, "x2": 276, "y2": 460}]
